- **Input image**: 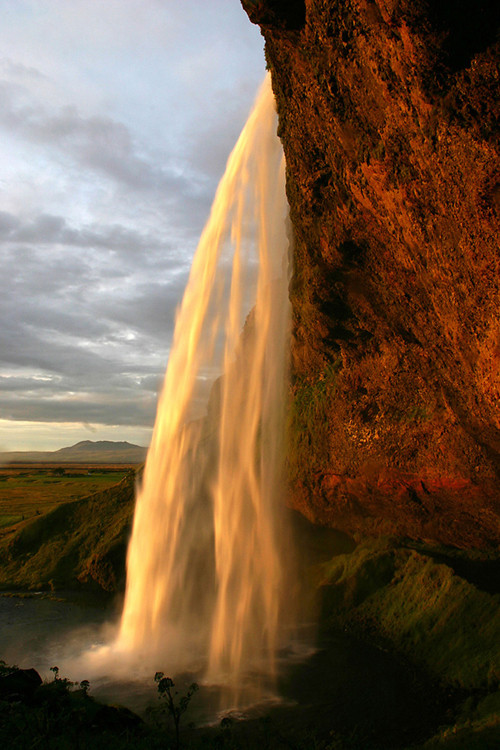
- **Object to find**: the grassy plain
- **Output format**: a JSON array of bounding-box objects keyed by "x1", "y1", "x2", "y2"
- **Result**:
[{"x1": 0, "y1": 465, "x2": 134, "y2": 530}]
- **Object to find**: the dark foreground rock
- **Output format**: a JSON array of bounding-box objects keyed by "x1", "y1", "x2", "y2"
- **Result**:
[{"x1": 0, "y1": 667, "x2": 42, "y2": 702}]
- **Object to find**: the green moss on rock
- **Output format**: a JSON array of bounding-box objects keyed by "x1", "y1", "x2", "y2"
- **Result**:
[{"x1": 321, "y1": 538, "x2": 500, "y2": 690}]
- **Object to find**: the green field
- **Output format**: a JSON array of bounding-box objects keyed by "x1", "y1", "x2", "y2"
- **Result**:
[{"x1": 0, "y1": 466, "x2": 133, "y2": 530}]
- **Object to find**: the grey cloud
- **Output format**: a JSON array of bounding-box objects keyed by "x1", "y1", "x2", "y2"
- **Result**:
[
  {"x1": 95, "y1": 279, "x2": 188, "y2": 340},
  {"x1": 0, "y1": 364, "x2": 215, "y2": 429},
  {"x1": 0, "y1": 300, "x2": 168, "y2": 379},
  {"x1": 0, "y1": 272, "x2": 168, "y2": 379},
  {"x1": 0, "y1": 393, "x2": 156, "y2": 428},
  {"x1": 0, "y1": 80, "x2": 191, "y2": 194},
  {"x1": 0, "y1": 3, "x2": 267, "y2": 447},
  {"x1": 109, "y1": 373, "x2": 162, "y2": 394},
  {"x1": 0, "y1": 211, "x2": 20, "y2": 234},
  {"x1": 0, "y1": 369, "x2": 158, "y2": 395},
  {"x1": 0, "y1": 210, "x2": 172, "y2": 255},
  {"x1": 0, "y1": 58, "x2": 47, "y2": 82},
  {"x1": 0, "y1": 369, "x2": 161, "y2": 400},
  {"x1": 0, "y1": 324, "x2": 117, "y2": 378},
  {"x1": 186, "y1": 89, "x2": 255, "y2": 183},
  {"x1": 0, "y1": 233, "x2": 178, "y2": 385},
  {"x1": 14, "y1": 213, "x2": 65, "y2": 243},
  {"x1": 180, "y1": 72, "x2": 266, "y2": 185},
  {"x1": 0, "y1": 322, "x2": 162, "y2": 429},
  {"x1": 4, "y1": 303, "x2": 105, "y2": 342},
  {"x1": 1, "y1": 241, "x2": 96, "y2": 300},
  {"x1": 0, "y1": 376, "x2": 63, "y2": 392}
]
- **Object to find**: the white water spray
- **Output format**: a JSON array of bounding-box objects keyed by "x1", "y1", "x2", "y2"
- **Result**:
[{"x1": 114, "y1": 74, "x2": 291, "y2": 701}]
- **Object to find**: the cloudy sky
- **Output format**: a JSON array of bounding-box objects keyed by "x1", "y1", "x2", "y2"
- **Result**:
[{"x1": 0, "y1": 0, "x2": 266, "y2": 451}]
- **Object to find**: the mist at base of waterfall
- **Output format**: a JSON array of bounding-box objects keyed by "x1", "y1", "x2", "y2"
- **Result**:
[{"x1": 0, "y1": 592, "x2": 317, "y2": 722}]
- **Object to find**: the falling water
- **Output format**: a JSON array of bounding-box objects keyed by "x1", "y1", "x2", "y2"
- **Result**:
[{"x1": 115, "y1": 74, "x2": 291, "y2": 700}]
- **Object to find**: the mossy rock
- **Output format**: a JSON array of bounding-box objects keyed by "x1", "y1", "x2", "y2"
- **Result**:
[{"x1": 320, "y1": 538, "x2": 500, "y2": 691}]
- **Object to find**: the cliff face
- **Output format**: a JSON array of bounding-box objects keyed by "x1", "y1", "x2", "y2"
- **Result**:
[{"x1": 242, "y1": 0, "x2": 500, "y2": 547}]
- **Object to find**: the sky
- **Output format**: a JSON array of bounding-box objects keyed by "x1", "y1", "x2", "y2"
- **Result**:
[{"x1": 0, "y1": 0, "x2": 266, "y2": 451}]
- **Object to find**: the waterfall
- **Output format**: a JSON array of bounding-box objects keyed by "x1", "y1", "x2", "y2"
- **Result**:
[{"x1": 115, "y1": 73, "x2": 291, "y2": 701}]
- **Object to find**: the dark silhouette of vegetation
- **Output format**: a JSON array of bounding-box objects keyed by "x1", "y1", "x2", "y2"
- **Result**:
[
  {"x1": 154, "y1": 672, "x2": 198, "y2": 750},
  {"x1": 0, "y1": 657, "x2": 499, "y2": 748},
  {"x1": 0, "y1": 663, "x2": 144, "y2": 749}
]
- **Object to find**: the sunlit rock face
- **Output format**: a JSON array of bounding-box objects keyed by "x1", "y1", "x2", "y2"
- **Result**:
[{"x1": 242, "y1": 0, "x2": 500, "y2": 547}]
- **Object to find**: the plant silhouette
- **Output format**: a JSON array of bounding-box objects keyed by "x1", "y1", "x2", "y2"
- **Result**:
[{"x1": 154, "y1": 672, "x2": 198, "y2": 749}]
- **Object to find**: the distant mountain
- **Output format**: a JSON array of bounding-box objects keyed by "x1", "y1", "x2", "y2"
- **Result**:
[{"x1": 0, "y1": 440, "x2": 148, "y2": 465}]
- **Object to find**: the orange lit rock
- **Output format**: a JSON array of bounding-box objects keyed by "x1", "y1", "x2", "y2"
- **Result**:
[{"x1": 243, "y1": 0, "x2": 500, "y2": 548}]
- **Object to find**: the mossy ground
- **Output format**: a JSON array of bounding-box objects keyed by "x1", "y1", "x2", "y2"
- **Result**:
[{"x1": 319, "y1": 536, "x2": 500, "y2": 747}]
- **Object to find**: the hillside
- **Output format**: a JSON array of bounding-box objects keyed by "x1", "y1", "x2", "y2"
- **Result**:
[
  {"x1": 0, "y1": 470, "x2": 137, "y2": 592},
  {"x1": 0, "y1": 440, "x2": 148, "y2": 465}
]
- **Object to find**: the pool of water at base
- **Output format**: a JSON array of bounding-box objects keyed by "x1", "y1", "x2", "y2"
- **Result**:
[
  {"x1": 0, "y1": 593, "x2": 316, "y2": 724},
  {"x1": 0, "y1": 592, "x2": 455, "y2": 748}
]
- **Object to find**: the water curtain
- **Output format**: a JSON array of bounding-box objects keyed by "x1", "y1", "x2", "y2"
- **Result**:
[{"x1": 117, "y1": 74, "x2": 291, "y2": 700}]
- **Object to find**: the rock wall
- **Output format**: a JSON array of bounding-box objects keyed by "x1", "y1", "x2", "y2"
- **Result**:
[{"x1": 241, "y1": 0, "x2": 500, "y2": 547}]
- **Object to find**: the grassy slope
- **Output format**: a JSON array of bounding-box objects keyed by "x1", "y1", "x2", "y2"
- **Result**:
[
  {"x1": 319, "y1": 537, "x2": 500, "y2": 747},
  {"x1": 0, "y1": 469, "x2": 130, "y2": 525},
  {"x1": 0, "y1": 472, "x2": 137, "y2": 592}
]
